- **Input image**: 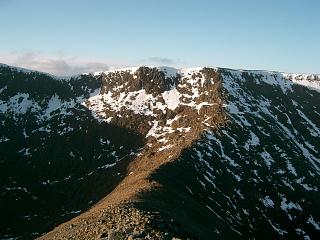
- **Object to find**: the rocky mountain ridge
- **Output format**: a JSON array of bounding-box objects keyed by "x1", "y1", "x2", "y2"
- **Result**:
[{"x1": 0, "y1": 64, "x2": 319, "y2": 239}]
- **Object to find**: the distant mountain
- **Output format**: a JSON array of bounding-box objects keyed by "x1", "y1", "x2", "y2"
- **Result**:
[{"x1": 0, "y1": 64, "x2": 319, "y2": 240}]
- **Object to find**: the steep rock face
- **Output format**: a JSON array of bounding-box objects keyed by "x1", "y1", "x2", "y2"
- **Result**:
[
  {"x1": 84, "y1": 67, "x2": 225, "y2": 145},
  {"x1": 0, "y1": 64, "x2": 320, "y2": 240},
  {"x1": 100, "y1": 66, "x2": 179, "y2": 95}
]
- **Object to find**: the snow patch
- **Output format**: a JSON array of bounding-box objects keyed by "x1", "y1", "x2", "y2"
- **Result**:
[{"x1": 162, "y1": 88, "x2": 181, "y2": 110}]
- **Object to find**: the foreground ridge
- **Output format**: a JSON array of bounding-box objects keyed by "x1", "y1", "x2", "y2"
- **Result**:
[{"x1": 41, "y1": 67, "x2": 226, "y2": 239}]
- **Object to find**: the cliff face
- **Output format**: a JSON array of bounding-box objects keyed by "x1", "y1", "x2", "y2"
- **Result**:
[
  {"x1": 84, "y1": 67, "x2": 225, "y2": 157},
  {"x1": 0, "y1": 64, "x2": 319, "y2": 239}
]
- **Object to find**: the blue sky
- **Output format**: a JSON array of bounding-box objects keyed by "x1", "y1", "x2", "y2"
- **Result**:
[{"x1": 0, "y1": 0, "x2": 319, "y2": 75}]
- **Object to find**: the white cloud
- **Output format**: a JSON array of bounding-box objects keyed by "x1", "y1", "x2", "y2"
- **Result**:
[
  {"x1": 140, "y1": 57, "x2": 175, "y2": 65},
  {"x1": 0, "y1": 51, "x2": 111, "y2": 76}
]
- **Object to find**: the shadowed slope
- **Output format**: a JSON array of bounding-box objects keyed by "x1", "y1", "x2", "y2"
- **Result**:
[{"x1": 0, "y1": 66, "x2": 145, "y2": 239}]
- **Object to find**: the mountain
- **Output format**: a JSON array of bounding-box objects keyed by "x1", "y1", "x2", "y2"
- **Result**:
[{"x1": 0, "y1": 63, "x2": 319, "y2": 240}]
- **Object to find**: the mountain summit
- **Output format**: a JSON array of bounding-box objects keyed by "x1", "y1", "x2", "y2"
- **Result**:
[{"x1": 0, "y1": 64, "x2": 319, "y2": 239}]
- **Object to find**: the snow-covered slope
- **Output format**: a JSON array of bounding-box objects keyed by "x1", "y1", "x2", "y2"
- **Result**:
[{"x1": 162, "y1": 68, "x2": 320, "y2": 239}]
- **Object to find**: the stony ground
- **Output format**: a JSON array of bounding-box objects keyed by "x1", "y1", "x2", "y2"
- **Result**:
[{"x1": 39, "y1": 202, "x2": 191, "y2": 240}]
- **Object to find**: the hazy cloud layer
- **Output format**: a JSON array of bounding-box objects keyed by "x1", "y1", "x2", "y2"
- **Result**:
[
  {"x1": 140, "y1": 57, "x2": 175, "y2": 65},
  {"x1": 0, "y1": 52, "x2": 110, "y2": 76},
  {"x1": 0, "y1": 52, "x2": 179, "y2": 75}
]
